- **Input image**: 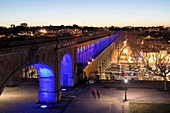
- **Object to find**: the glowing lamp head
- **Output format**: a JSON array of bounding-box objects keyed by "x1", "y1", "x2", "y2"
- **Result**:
[
  {"x1": 88, "y1": 61, "x2": 91, "y2": 64},
  {"x1": 124, "y1": 78, "x2": 128, "y2": 83},
  {"x1": 123, "y1": 40, "x2": 127, "y2": 46},
  {"x1": 61, "y1": 88, "x2": 66, "y2": 91}
]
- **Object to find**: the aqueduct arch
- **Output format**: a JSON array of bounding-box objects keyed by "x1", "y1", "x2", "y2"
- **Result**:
[
  {"x1": 32, "y1": 63, "x2": 56, "y2": 103},
  {"x1": 0, "y1": 33, "x2": 119, "y2": 104},
  {"x1": 60, "y1": 53, "x2": 73, "y2": 87}
]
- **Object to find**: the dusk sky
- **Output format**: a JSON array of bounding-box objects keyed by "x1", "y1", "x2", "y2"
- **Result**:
[{"x1": 0, "y1": 0, "x2": 170, "y2": 27}]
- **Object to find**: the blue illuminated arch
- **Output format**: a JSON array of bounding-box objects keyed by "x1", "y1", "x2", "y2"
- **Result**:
[
  {"x1": 33, "y1": 63, "x2": 54, "y2": 78},
  {"x1": 77, "y1": 34, "x2": 119, "y2": 67},
  {"x1": 60, "y1": 53, "x2": 73, "y2": 87},
  {"x1": 32, "y1": 63, "x2": 56, "y2": 103}
]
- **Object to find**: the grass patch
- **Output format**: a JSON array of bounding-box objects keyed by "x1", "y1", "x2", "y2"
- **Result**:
[
  {"x1": 129, "y1": 102, "x2": 170, "y2": 113},
  {"x1": 116, "y1": 87, "x2": 128, "y2": 90},
  {"x1": 157, "y1": 88, "x2": 170, "y2": 92}
]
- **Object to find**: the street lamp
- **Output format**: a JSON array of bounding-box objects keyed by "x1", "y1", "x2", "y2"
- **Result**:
[{"x1": 124, "y1": 78, "x2": 128, "y2": 102}]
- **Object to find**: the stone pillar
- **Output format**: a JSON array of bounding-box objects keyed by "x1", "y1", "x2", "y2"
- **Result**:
[
  {"x1": 33, "y1": 63, "x2": 57, "y2": 104},
  {"x1": 38, "y1": 77, "x2": 56, "y2": 103}
]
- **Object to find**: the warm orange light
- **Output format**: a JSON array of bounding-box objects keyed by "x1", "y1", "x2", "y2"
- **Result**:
[
  {"x1": 87, "y1": 61, "x2": 91, "y2": 64},
  {"x1": 123, "y1": 48, "x2": 128, "y2": 54},
  {"x1": 40, "y1": 29, "x2": 47, "y2": 33}
]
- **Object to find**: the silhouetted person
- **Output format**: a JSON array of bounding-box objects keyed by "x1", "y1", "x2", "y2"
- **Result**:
[
  {"x1": 91, "y1": 87, "x2": 100, "y2": 99},
  {"x1": 95, "y1": 75, "x2": 100, "y2": 83},
  {"x1": 91, "y1": 87, "x2": 97, "y2": 99},
  {"x1": 106, "y1": 76, "x2": 109, "y2": 80},
  {"x1": 83, "y1": 75, "x2": 87, "y2": 86},
  {"x1": 96, "y1": 89, "x2": 100, "y2": 98},
  {"x1": 87, "y1": 78, "x2": 90, "y2": 86}
]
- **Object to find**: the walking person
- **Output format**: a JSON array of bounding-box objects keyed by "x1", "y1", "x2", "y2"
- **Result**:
[
  {"x1": 91, "y1": 87, "x2": 100, "y2": 99},
  {"x1": 83, "y1": 72, "x2": 87, "y2": 85},
  {"x1": 82, "y1": 71, "x2": 87, "y2": 93},
  {"x1": 91, "y1": 87, "x2": 97, "y2": 99},
  {"x1": 83, "y1": 74, "x2": 87, "y2": 86},
  {"x1": 96, "y1": 88, "x2": 100, "y2": 99}
]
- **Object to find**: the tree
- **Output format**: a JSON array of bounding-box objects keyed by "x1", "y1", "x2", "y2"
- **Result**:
[
  {"x1": 114, "y1": 31, "x2": 128, "y2": 65},
  {"x1": 116, "y1": 40, "x2": 127, "y2": 64},
  {"x1": 128, "y1": 31, "x2": 170, "y2": 90},
  {"x1": 142, "y1": 50, "x2": 170, "y2": 90}
]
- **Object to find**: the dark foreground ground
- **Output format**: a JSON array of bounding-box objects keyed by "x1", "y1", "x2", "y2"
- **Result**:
[{"x1": 0, "y1": 80, "x2": 170, "y2": 113}]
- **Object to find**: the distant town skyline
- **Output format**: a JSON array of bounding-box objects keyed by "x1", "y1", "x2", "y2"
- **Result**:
[{"x1": 0, "y1": 0, "x2": 170, "y2": 27}]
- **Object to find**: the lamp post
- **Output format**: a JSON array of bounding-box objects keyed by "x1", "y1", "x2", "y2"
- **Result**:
[{"x1": 124, "y1": 78, "x2": 128, "y2": 102}]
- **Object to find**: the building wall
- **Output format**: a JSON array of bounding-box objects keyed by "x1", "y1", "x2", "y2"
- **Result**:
[{"x1": 83, "y1": 39, "x2": 116, "y2": 79}]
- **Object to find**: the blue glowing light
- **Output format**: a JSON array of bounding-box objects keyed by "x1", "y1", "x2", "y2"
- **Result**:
[
  {"x1": 77, "y1": 34, "x2": 118, "y2": 67},
  {"x1": 60, "y1": 53, "x2": 73, "y2": 87},
  {"x1": 33, "y1": 63, "x2": 54, "y2": 78},
  {"x1": 32, "y1": 63, "x2": 56, "y2": 103}
]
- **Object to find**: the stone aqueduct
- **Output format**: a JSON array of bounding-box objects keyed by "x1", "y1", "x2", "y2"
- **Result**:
[{"x1": 0, "y1": 33, "x2": 119, "y2": 103}]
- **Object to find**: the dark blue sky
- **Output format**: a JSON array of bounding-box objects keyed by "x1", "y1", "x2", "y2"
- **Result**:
[{"x1": 0, "y1": 0, "x2": 170, "y2": 27}]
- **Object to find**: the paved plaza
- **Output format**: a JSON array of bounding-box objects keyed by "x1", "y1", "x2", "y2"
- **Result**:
[{"x1": 0, "y1": 80, "x2": 170, "y2": 113}]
